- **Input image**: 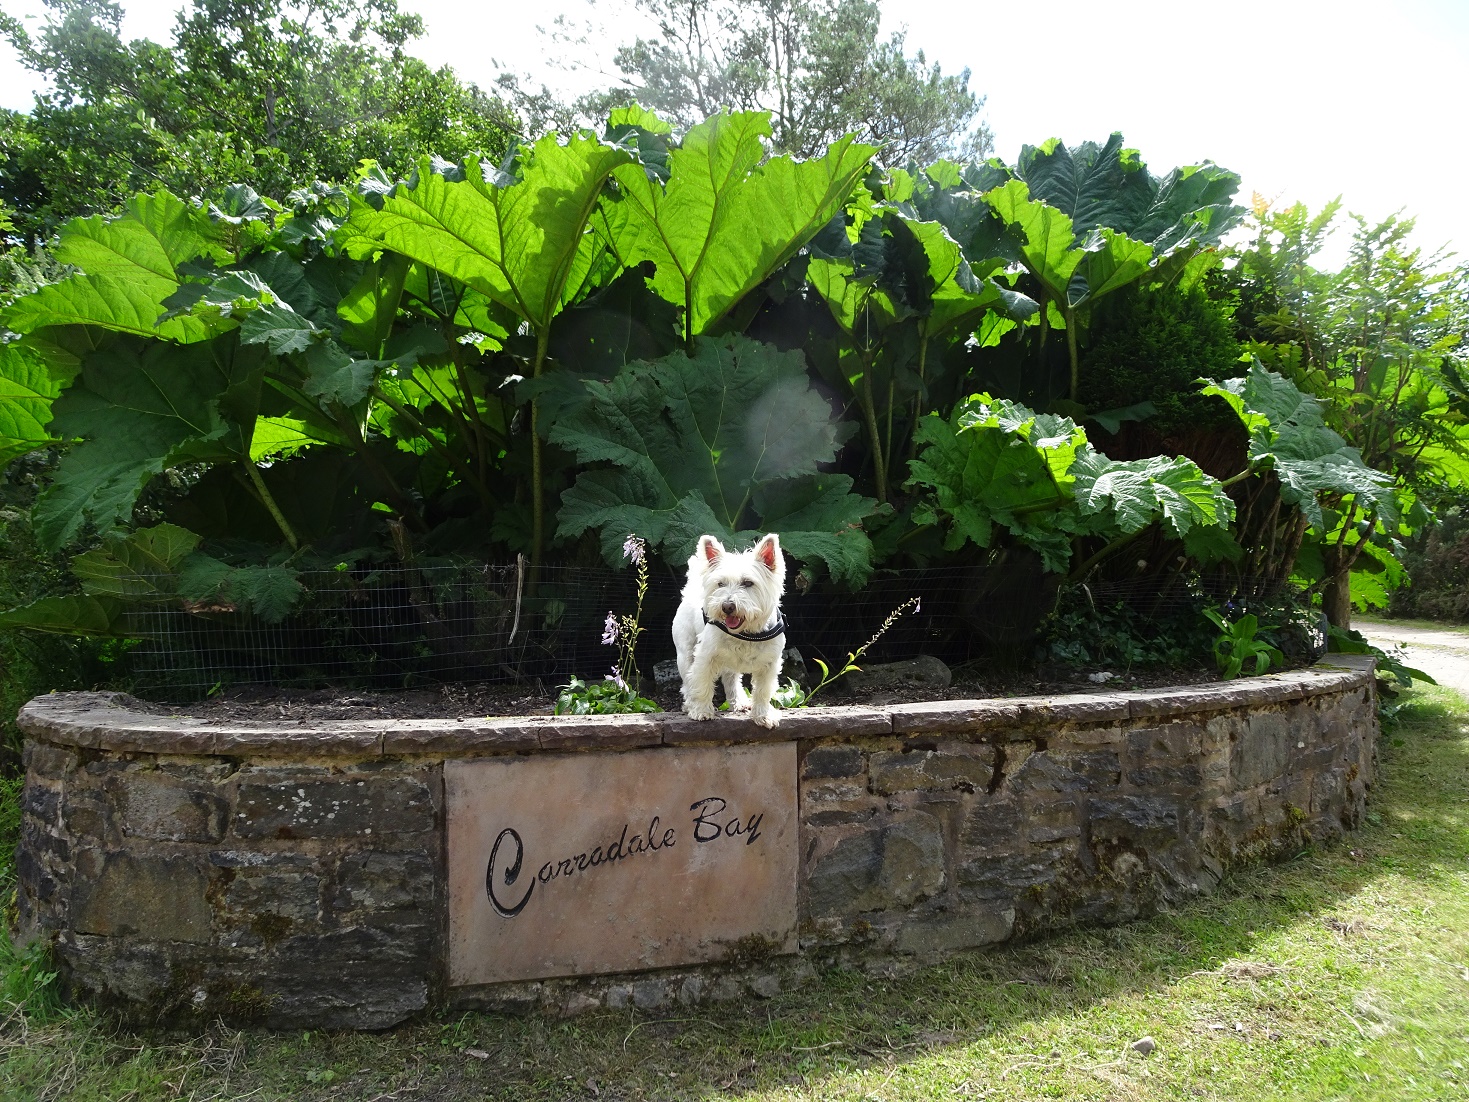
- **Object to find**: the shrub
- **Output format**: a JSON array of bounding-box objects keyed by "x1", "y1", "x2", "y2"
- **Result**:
[
  {"x1": 1079, "y1": 283, "x2": 1244, "y2": 440},
  {"x1": 1390, "y1": 507, "x2": 1469, "y2": 622},
  {"x1": 0, "y1": 456, "x2": 114, "y2": 772}
]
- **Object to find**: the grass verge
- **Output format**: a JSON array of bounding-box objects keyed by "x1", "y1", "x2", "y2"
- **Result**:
[{"x1": 2, "y1": 688, "x2": 1468, "y2": 1101}]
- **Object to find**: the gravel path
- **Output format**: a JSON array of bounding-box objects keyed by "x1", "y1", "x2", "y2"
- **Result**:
[{"x1": 1357, "y1": 619, "x2": 1469, "y2": 698}]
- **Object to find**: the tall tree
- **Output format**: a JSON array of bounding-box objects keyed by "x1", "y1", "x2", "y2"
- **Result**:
[
  {"x1": 1231, "y1": 201, "x2": 1469, "y2": 625},
  {"x1": 0, "y1": 0, "x2": 518, "y2": 242},
  {"x1": 515, "y1": 0, "x2": 989, "y2": 163}
]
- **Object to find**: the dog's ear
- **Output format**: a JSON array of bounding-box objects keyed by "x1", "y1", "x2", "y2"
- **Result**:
[
  {"x1": 754, "y1": 533, "x2": 781, "y2": 573},
  {"x1": 698, "y1": 535, "x2": 725, "y2": 566}
]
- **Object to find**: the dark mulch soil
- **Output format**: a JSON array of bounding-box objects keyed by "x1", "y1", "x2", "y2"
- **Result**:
[{"x1": 122, "y1": 661, "x2": 1246, "y2": 724}]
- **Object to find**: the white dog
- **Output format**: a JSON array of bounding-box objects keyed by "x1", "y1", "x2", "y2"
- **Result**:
[{"x1": 672, "y1": 533, "x2": 786, "y2": 728}]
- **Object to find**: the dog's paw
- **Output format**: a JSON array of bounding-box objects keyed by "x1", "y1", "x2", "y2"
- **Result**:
[
  {"x1": 750, "y1": 706, "x2": 780, "y2": 729},
  {"x1": 728, "y1": 698, "x2": 753, "y2": 713},
  {"x1": 685, "y1": 702, "x2": 717, "y2": 721}
]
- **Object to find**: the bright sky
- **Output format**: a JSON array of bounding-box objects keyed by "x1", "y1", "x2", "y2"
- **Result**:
[{"x1": 2, "y1": 0, "x2": 1465, "y2": 268}]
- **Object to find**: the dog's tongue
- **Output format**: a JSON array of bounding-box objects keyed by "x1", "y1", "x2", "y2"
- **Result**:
[{"x1": 724, "y1": 614, "x2": 743, "y2": 630}]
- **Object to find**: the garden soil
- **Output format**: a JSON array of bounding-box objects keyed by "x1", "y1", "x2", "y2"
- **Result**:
[{"x1": 126, "y1": 662, "x2": 1243, "y2": 723}]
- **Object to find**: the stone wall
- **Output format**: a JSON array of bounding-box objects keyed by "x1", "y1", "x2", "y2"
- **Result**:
[{"x1": 12, "y1": 657, "x2": 1376, "y2": 1028}]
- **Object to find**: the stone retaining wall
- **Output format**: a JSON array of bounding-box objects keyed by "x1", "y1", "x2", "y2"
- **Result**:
[{"x1": 12, "y1": 657, "x2": 1376, "y2": 1028}]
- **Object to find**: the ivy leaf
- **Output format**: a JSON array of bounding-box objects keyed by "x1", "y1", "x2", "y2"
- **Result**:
[
  {"x1": 597, "y1": 112, "x2": 876, "y2": 339},
  {"x1": 341, "y1": 134, "x2": 635, "y2": 332},
  {"x1": 0, "y1": 343, "x2": 63, "y2": 462}
]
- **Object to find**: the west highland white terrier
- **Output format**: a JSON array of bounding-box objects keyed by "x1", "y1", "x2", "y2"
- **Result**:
[{"x1": 672, "y1": 533, "x2": 787, "y2": 728}]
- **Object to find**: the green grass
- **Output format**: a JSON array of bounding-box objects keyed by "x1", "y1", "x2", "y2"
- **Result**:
[{"x1": 3, "y1": 688, "x2": 1469, "y2": 1101}]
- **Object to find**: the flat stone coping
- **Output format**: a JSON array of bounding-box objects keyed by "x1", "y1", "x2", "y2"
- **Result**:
[{"x1": 17, "y1": 656, "x2": 1376, "y2": 758}]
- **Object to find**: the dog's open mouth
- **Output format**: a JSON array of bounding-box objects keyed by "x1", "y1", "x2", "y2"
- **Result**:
[{"x1": 722, "y1": 614, "x2": 744, "y2": 631}]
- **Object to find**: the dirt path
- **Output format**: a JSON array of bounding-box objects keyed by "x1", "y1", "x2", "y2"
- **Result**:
[{"x1": 1357, "y1": 618, "x2": 1469, "y2": 698}]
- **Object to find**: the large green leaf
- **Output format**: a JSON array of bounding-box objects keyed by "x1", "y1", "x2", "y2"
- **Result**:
[
  {"x1": 1202, "y1": 362, "x2": 1397, "y2": 527},
  {"x1": 897, "y1": 216, "x2": 1035, "y2": 336},
  {"x1": 752, "y1": 475, "x2": 877, "y2": 587},
  {"x1": 1015, "y1": 134, "x2": 1154, "y2": 239},
  {"x1": 811, "y1": 209, "x2": 1034, "y2": 343},
  {"x1": 908, "y1": 397, "x2": 1078, "y2": 569},
  {"x1": 340, "y1": 134, "x2": 635, "y2": 332},
  {"x1": 33, "y1": 335, "x2": 269, "y2": 549},
  {"x1": 1073, "y1": 228, "x2": 1155, "y2": 304},
  {"x1": 70, "y1": 523, "x2": 201, "y2": 599},
  {"x1": 1068, "y1": 450, "x2": 1235, "y2": 537},
  {"x1": 551, "y1": 335, "x2": 877, "y2": 581},
  {"x1": 56, "y1": 192, "x2": 220, "y2": 281},
  {"x1": 1, "y1": 191, "x2": 228, "y2": 343},
  {"x1": 0, "y1": 343, "x2": 63, "y2": 462},
  {"x1": 909, "y1": 395, "x2": 1234, "y2": 573},
  {"x1": 596, "y1": 112, "x2": 877, "y2": 339},
  {"x1": 985, "y1": 181, "x2": 1156, "y2": 311},
  {"x1": 984, "y1": 180, "x2": 1082, "y2": 302},
  {"x1": 178, "y1": 555, "x2": 304, "y2": 623},
  {"x1": 1016, "y1": 133, "x2": 1244, "y2": 251},
  {"x1": 0, "y1": 595, "x2": 126, "y2": 637}
]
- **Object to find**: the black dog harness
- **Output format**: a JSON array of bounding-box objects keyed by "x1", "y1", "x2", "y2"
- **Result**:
[{"x1": 703, "y1": 612, "x2": 787, "y2": 642}]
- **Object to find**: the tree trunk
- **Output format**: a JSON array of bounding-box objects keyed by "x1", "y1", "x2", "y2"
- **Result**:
[{"x1": 1321, "y1": 562, "x2": 1352, "y2": 630}]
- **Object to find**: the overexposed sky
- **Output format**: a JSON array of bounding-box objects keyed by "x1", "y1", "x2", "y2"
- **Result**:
[{"x1": 1, "y1": 0, "x2": 1465, "y2": 267}]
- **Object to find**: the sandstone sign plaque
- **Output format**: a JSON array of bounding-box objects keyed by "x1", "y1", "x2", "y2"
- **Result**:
[{"x1": 445, "y1": 743, "x2": 798, "y2": 986}]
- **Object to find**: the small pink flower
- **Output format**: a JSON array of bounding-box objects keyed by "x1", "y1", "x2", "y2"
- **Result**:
[
  {"x1": 601, "y1": 611, "x2": 619, "y2": 646},
  {"x1": 622, "y1": 534, "x2": 646, "y2": 564},
  {"x1": 607, "y1": 667, "x2": 628, "y2": 691}
]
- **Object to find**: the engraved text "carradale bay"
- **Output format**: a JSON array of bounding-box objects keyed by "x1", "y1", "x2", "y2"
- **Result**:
[{"x1": 485, "y1": 796, "x2": 764, "y2": 918}]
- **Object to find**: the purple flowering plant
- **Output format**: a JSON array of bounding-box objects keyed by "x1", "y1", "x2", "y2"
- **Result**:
[{"x1": 553, "y1": 534, "x2": 658, "y2": 715}]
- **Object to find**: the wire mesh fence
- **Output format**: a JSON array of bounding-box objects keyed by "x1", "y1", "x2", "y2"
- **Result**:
[
  {"x1": 120, "y1": 557, "x2": 1289, "y2": 701},
  {"x1": 121, "y1": 558, "x2": 1076, "y2": 701}
]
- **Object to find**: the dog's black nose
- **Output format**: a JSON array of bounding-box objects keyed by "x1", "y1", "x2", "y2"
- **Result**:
[{"x1": 722, "y1": 600, "x2": 736, "y2": 614}]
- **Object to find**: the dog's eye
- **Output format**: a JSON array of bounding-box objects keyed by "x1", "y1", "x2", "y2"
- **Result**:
[{"x1": 740, "y1": 579, "x2": 754, "y2": 588}]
